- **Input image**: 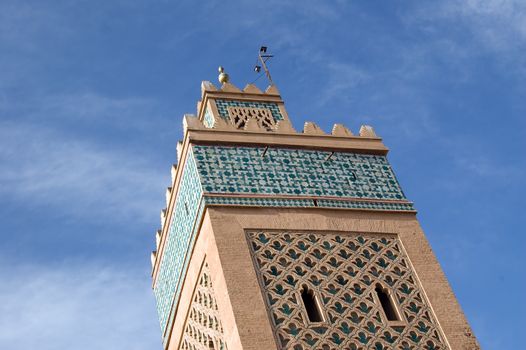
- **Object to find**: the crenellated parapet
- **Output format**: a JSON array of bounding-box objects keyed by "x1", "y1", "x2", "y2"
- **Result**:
[
  {"x1": 195, "y1": 80, "x2": 380, "y2": 141},
  {"x1": 197, "y1": 80, "x2": 288, "y2": 131}
]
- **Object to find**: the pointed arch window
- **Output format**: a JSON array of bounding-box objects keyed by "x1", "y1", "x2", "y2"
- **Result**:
[
  {"x1": 300, "y1": 285, "x2": 325, "y2": 323},
  {"x1": 375, "y1": 284, "x2": 401, "y2": 322}
]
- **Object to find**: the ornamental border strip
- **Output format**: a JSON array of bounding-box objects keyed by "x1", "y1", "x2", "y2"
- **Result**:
[{"x1": 204, "y1": 196, "x2": 415, "y2": 212}]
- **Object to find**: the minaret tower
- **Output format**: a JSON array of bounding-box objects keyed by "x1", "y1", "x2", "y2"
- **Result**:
[{"x1": 150, "y1": 69, "x2": 479, "y2": 350}]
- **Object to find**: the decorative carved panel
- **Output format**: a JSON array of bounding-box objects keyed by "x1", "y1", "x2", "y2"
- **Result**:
[
  {"x1": 227, "y1": 106, "x2": 276, "y2": 130},
  {"x1": 215, "y1": 99, "x2": 283, "y2": 122},
  {"x1": 179, "y1": 263, "x2": 228, "y2": 350},
  {"x1": 246, "y1": 230, "x2": 448, "y2": 350}
]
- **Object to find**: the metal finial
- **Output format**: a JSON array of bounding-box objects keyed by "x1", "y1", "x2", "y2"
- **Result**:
[{"x1": 218, "y1": 66, "x2": 229, "y2": 84}]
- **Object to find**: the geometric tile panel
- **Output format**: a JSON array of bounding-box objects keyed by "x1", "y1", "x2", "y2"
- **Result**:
[
  {"x1": 246, "y1": 231, "x2": 448, "y2": 350},
  {"x1": 154, "y1": 152, "x2": 204, "y2": 334},
  {"x1": 193, "y1": 145, "x2": 407, "y2": 201},
  {"x1": 203, "y1": 107, "x2": 215, "y2": 128},
  {"x1": 163, "y1": 201, "x2": 207, "y2": 347},
  {"x1": 215, "y1": 99, "x2": 283, "y2": 122},
  {"x1": 179, "y1": 263, "x2": 228, "y2": 350}
]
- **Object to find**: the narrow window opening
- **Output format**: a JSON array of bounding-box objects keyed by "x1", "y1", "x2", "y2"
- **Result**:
[
  {"x1": 375, "y1": 285, "x2": 399, "y2": 321},
  {"x1": 300, "y1": 286, "x2": 324, "y2": 322},
  {"x1": 313, "y1": 199, "x2": 318, "y2": 207},
  {"x1": 184, "y1": 202, "x2": 189, "y2": 216}
]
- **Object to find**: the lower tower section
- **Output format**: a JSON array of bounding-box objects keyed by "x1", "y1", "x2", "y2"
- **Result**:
[{"x1": 246, "y1": 230, "x2": 447, "y2": 349}]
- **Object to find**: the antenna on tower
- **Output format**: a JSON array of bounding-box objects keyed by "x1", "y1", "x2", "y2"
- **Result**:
[{"x1": 254, "y1": 46, "x2": 274, "y2": 85}]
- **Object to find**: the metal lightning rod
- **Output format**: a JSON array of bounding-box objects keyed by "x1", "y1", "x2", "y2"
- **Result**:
[{"x1": 254, "y1": 46, "x2": 274, "y2": 85}]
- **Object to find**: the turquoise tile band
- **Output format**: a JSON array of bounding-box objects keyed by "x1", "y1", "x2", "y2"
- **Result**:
[
  {"x1": 203, "y1": 107, "x2": 215, "y2": 128},
  {"x1": 153, "y1": 153, "x2": 203, "y2": 335},
  {"x1": 193, "y1": 145, "x2": 406, "y2": 201}
]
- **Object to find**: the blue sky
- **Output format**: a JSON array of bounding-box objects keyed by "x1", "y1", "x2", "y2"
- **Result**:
[{"x1": 0, "y1": 1, "x2": 524, "y2": 348}]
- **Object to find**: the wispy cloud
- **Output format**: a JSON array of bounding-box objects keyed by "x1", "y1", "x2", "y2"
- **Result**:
[
  {"x1": 0, "y1": 120, "x2": 167, "y2": 223},
  {"x1": 37, "y1": 93, "x2": 168, "y2": 131},
  {"x1": 295, "y1": 0, "x2": 526, "y2": 111},
  {"x1": 453, "y1": 153, "x2": 520, "y2": 178},
  {"x1": 408, "y1": 0, "x2": 526, "y2": 70},
  {"x1": 0, "y1": 1, "x2": 70, "y2": 52},
  {"x1": 0, "y1": 261, "x2": 160, "y2": 350},
  {"x1": 317, "y1": 62, "x2": 370, "y2": 106},
  {"x1": 439, "y1": 0, "x2": 526, "y2": 46}
]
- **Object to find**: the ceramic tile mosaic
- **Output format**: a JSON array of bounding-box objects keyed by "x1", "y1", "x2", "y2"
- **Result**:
[
  {"x1": 215, "y1": 99, "x2": 283, "y2": 122},
  {"x1": 162, "y1": 200, "x2": 206, "y2": 346},
  {"x1": 203, "y1": 107, "x2": 215, "y2": 128},
  {"x1": 247, "y1": 230, "x2": 448, "y2": 349},
  {"x1": 154, "y1": 152, "x2": 204, "y2": 334},
  {"x1": 193, "y1": 145, "x2": 406, "y2": 201}
]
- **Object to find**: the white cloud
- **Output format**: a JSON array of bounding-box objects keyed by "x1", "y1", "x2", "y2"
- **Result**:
[
  {"x1": 0, "y1": 2, "x2": 70, "y2": 52},
  {"x1": 0, "y1": 120, "x2": 168, "y2": 223},
  {"x1": 411, "y1": 0, "x2": 526, "y2": 55},
  {"x1": 38, "y1": 93, "x2": 168, "y2": 130},
  {"x1": 444, "y1": 0, "x2": 526, "y2": 42},
  {"x1": 0, "y1": 92, "x2": 169, "y2": 131},
  {"x1": 0, "y1": 261, "x2": 160, "y2": 350},
  {"x1": 261, "y1": 0, "x2": 341, "y2": 21},
  {"x1": 452, "y1": 150, "x2": 523, "y2": 179},
  {"x1": 317, "y1": 62, "x2": 370, "y2": 106}
]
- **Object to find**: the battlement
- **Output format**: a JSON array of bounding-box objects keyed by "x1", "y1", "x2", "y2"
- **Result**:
[{"x1": 185, "y1": 80, "x2": 389, "y2": 155}]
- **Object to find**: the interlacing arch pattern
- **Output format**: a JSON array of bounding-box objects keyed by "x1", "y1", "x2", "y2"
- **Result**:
[
  {"x1": 227, "y1": 106, "x2": 276, "y2": 130},
  {"x1": 179, "y1": 263, "x2": 228, "y2": 350},
  {"x1": 246, "y1": 231, "x2": 448, "y2": 350}
]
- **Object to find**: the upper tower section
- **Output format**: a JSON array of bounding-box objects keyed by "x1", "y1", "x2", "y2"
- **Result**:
[
  {"x1": 198, "y1": 76, "x2": 292, "y2": 132},
  {"x1": 184, "y1": 69, "x2": 390, "y2": 156}
]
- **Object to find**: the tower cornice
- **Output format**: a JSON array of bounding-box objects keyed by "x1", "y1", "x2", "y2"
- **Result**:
[{"x1": 184, "y1": 123, "x2": 389, "y2": 155}]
